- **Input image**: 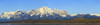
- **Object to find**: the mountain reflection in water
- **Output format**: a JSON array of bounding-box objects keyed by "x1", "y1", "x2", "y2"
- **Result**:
[{"x1": 0, "y1": 23, "x2": 100, "y2": 25}]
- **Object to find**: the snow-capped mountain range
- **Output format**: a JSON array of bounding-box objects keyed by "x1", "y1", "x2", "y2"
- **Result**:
[{"x1": 0, "y1": 6, "x2": 100, "y2": 22}]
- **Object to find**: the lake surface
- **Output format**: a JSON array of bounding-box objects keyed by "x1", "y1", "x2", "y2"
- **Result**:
[{"x1": 0, "y1": 23, "x2": 100, "y2": 25}]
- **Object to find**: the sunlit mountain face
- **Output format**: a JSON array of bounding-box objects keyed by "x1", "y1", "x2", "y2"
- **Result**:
[{"x1": 0, "y1": 6, "x2": 100, "y2": 22}]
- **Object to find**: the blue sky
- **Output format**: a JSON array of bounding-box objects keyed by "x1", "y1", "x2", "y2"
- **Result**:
[{"x1": 0, "y1": 0, "x2": 100, "y2": 15}]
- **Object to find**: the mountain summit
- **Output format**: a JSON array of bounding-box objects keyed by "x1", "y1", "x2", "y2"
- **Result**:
[{"x1": 37, "y1": 6, "x2": 53, "y2": 17}]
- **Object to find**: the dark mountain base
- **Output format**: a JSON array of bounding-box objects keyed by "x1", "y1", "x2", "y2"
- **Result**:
[{"x1": 1, "y1": 18, "x2": 100, "y2": 23}]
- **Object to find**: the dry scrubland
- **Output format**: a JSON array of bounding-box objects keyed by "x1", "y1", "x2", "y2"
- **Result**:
[{"x1": 1, "y1": 18, "x2": 100, "y2": 23}]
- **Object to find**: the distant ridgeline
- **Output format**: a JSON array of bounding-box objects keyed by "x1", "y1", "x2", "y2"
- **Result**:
[{"x1": 0, "y1": 6, "x2": 100, "y2": 22}]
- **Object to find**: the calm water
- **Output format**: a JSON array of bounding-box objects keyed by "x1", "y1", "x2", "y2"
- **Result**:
[{"x1": 0, "y1": 23, "x2": 100, "y2": 25}]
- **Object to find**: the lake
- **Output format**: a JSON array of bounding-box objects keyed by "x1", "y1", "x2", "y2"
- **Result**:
[{"x1": 0, "y1": 23, "x2": 100, "y2": 25}]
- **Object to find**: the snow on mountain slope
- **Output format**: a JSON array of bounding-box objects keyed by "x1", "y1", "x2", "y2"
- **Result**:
[
  {"x1": 0, "y1": 6, "x2": 100, "y2": 22},
  {"x1": 53, "y1": 8, "x2": 69, "y2": 17},
  {"x1": 59, "y1": 10, "x2": 69, "y2": 17},
  {"x1": 0, "y1": 6, "x2": 69, "y2": 19},
  {"x1": 27, "y1": 9, "x2": 40, "y2": 16},
  {"x1": 38, "y1": 6, "x2": 53, "y2": 14},
  {"x1": 0, "y1": 12, "x2": 15, "y2": 19},
  {"x1": 13, "y1": 9, "x2": 26, "y2": 19},
  {"x1": 0, "y1": 10, "x2": 26, "y2": 19},
  {"x1": 26, "y1": 6, "x2": 69, "y2": 17},
  {"x1": 71, "y1": 14, "x2": 77, "y2": 16},
  {"x1": 37, "y1": 6, "x2": 53, "y2": 17},
  {"x1": 90, "y1": 14, "x2": 100, "y2": 16}
]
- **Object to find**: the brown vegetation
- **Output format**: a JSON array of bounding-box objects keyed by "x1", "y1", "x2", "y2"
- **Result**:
[{"x1": 1, "y1": 18, "x2": 100, "y2": 23}]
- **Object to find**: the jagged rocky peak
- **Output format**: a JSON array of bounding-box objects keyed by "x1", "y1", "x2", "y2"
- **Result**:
[
  {"x1": 53, "y1": 8, "x2": 69, "y2": 17},
  {"x1": 59, "y1": 10, "x2": 69, "y2": 17},
  {"x1": 16, "y1": 9, "x2": 26, "y2": 13},
  {"x1": 27, "y1": 9, "x2": 40, "y2": 16},
  {"x1": 37, "y1": 6, "x2": 69, "y2": 17},
  {"x1": 54, "y1": 8, "x2": 59, "y2": 11},
  {"x1": 15, "y1": 9, "x2": 22, "y2": 14},
  {"x1": 0, "y1": 12, "x2": 16, "y2": 19},
  {"x1": 60, "y1": 10, "x2": 68, "y2": 14},
  {"x1": 37, "y1": 6, "x2": 53, "y2": 15},
  {"x1": 30, "y1": 9, "x2": 35, "y2": 11},
  {"x1": 28, "y1": 9, "x2": 36, "y2": 13},
  {"x1": 37, "y1": 6, "x2": 53, "y2": 17},
  {"x1": 16, "y1": 9, "x2": 21, "y2": 12}
]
